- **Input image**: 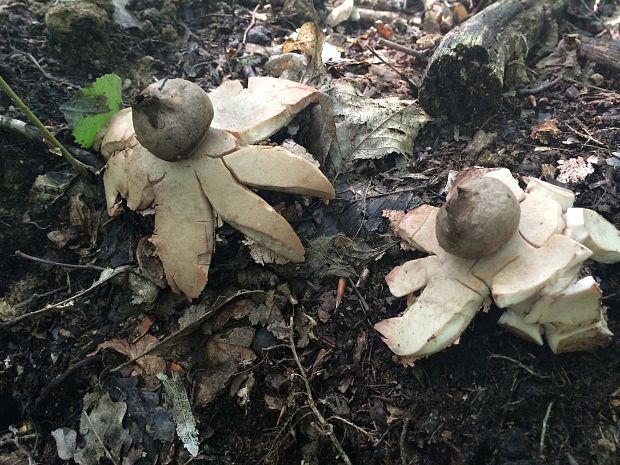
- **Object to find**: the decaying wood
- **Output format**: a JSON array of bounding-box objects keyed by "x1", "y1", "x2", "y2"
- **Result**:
[
  {"x1": 579, "y1": 36, "x2": 620, "y2": 72},
  {"x1": 324, "y1": 5, "x2": 403, "y2": 24},
  {"x1": 419, "y1": 0, "x2": 556, "y2": 122},
  {"x1": 358, "y1": 0, "x2": 403, "y2": 10},
  {"x1": 356, "y1": 7, "x2": 403, "y2": 23}
]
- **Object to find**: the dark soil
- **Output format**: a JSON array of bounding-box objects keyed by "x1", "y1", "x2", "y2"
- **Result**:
[{"x1": 1, "y1": 1, "x2": 619, "y2": 465}]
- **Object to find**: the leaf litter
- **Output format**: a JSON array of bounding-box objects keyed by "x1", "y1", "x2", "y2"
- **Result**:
[{"x1": 3, "y1": 1, "x2": 620, "y2": 465}]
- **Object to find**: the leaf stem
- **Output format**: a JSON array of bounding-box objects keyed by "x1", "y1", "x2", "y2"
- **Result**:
[{"x1": 0, "y1": 74, "x2": 95, "y2": 179}]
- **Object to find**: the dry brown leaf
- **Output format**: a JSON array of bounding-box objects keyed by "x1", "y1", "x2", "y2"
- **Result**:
[
  {"x1": 264, "y1": 394, "x2": 285, "y2": 411},
  {"x1": 194, "y1": 326, "x2": 257, "y2": 407},
  {"x1": 74, "y1": 393, "x2": 131, "y2": 465},
  {"x1": 450, "y1": 3, "x2": 469, "y2": 23},
  {"x1": 386, "y1": 404, "x2": 406, "y2": 424},
  {"x1": 374, "y1": 20, "x2": 394, "y2": 39},
  {"x1": 203, "y1": 298, "x2": 255, "y2": 335},
  {"x1": 133, "y1": 314, "x2": 157, "y2": 341},
  {"x1": 282, "y1": 22, "x2": 328, "y2": 86},
  {"x1": 47, "y1": 228, "x2": 77, "y2": 248},
  {"x1": 328, "y1": 80, "x2": 430, "y2": 169},
  {"x1": 531, "y1": 118, "x2": 561, "y2": 143},
  {"x1": 96, "y1": 334, "x2": 165, "y2": 375},
  {"x1": 193, "y1": 364, "x2": 236, "y2": 407},
  {"x1": 205, "y1": 327, "x2": 256, "y2": 367}
]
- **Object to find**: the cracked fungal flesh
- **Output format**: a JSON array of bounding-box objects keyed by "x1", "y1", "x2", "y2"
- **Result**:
[
  {"x1": 377, "y1": 168, "x2": 618, "y2": 361},
  {"x1": 100, "y1": 77, "x2": 335, "y2": 298}
]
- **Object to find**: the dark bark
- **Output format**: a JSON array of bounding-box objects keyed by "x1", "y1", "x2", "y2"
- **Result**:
[
  {"x1": 419, "y1": 0, "x2": 553, "y2": 123},
  {"x1": 579, "y1": 36, "x2": 620, "y2": 72}
]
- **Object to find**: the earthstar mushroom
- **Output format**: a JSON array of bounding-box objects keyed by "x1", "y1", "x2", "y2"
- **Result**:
[
  {"x1": 132, "y1": 78, "x2": 214, "y2": 161},
  {"x1": 377, "y1": 168, "x2": 619, "y2": 362},
  {"x1": 435, "y1": 176, "x2": 521, "y2": 258},
  {"x1": 99, "y1": 77, "x2": 335, "y2": 298}
]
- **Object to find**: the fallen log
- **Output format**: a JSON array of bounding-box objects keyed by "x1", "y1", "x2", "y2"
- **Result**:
[
  {"x1": 579, "y1": 36, "x2": 620, "y2": 72},
  {"x1": 419, "y1": 0, "x2": 559, "y2": 123}
]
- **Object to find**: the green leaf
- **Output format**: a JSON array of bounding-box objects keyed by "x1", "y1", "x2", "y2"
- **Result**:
[{"x1": 61, "y1": 73, "x2": 122, "y2": 148}]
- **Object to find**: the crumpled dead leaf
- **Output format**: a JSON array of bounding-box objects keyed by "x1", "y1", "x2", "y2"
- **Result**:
[
  {"x1": 264, "y1": 393, "x2": 286, "y2": 411},
  {"x1": 68, "y1": 194, "x2": 92, "y2": 234},
  {"x1": 328, "y1": 81, "x2": 430, "y2": 170},
  {"x1": 336, "y1": 179, "x2": 424, "y2": 235},
  {"x1": 293, "y1": 310, "x2": 315, "y2": 348},
  {"x1": 95, "y1": 335, "x2": 165, "y2": 376},
  {"x1": 531, "y1": 118, "x2": 561, "y2": 143},
  {"x1": 0, "y1": 450, "x2": 29, "y2": 465},
  {"x1": 243, "y1": 238, "x2": 290, "y2": 265},
  {"x1": 194, "y1": 326, "x2": 257, "y2": 407},
  {"x1": 249, "y1": 285, "x2": 290, "y2": 326},
  {"x1": 249, "y1": 285, "x2": 291, "y2": 341},
  {"x1": 202, "y1": 297, "x2": 256, "y2": 336},
  {"x1": 536, "y1": 34, "x2": 581, "y2": 78},
  {"x1": 104, "y1": 293, "x2": 259, "y2": 376},
  {"x1": 206, "y1": 327, "x2": 256, "y2": 367},
  {"x1": 386, "y1": 404, "x2": 406, "y2": 424},
  {"x1": 282, "y1": 22, "x2": 329, "y2": 87},
  {"x1": 519, "y1": 34, "x2": 582, "y2": 93},
  {"x1": 74, "y1": 393, "x2": 131, "y2": 465},
  {"x1": 302, "y1": 234, "x2": 394, "y2": 279}
]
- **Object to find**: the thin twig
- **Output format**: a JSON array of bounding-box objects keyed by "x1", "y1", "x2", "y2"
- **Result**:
[
  {"x1": 259, "y1": 409, "x2": 314, "y2": 465},
  {"x1": 30, "y1": 354, "x2": 101, "y2": 412},
  {"x1": 366, "y1": 46, "x2": 419, "y2": 90},
  {"x1": 0, "y1": 75, "x2": 94, "y2": 179},
  {"x1": 517, "y1": 74, "x2": 563, "y2": 95},
  {"x1": 348, "y1": 278, "x2": 370, "y2": 314},
  {"x1": 350, "y1": 186, "x2": 428, "y2": 201},
  {"x1": 562, "y1": 76, "x2": 620, "y2": 97},
  {"x1": 0, "y1": 115, "x2": 45, "y2": 142},
  {"x1": 1, "y1": 115, "x2": 101, "y2": 167},
  {"x1": 400, "y1": 417, "x2": 410, "y2": 465},
  {"x1": 565, "y1": 121, "x2": 605, "y2": 147},
  {"x1": 539, "y1": 401, "x2": 554, "y2": 455},
  {"x1": 489, "y1": 354, "x2": 549, "y2": 379},
  {"x1": 15, "y1": 250, "x2": 107, "y2": 272},
  {"x1": 1, "y1": 266, "x2": 129, "y2": 328},
  {"x1": 242, "y1": 4, "x2": 260, "y2": 45},
  {"x1": 110, "y1": 291, "x2": 264, "y2": 373},
  {"x1": 329, "y1": 415, "x2": 379, "y2": 445},
  {"x1": 11, "y1": 48, "x2": 77, "y2": 88},
  {"x1": 13, "y1": 287, "x2": 66, "y2": 310},
  {"x1": 288, "y1": 316, "x2": 353, "y2": 465},
  {"x1": 0, "y1": 433, "x2": 37, "y2": 448},
  {"x1": 377, "y1": 38, "x2": 427, "y2": 60}
]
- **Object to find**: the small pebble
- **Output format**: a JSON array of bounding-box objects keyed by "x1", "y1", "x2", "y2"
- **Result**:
[
  {"x1": 246, "y1": 25, "x2": 271, "y2": 45},
  {"x1": 590, "y1": 73, "x2": 605, "y2": 86},
  {"x1": 251, "y1": 327, "x2": 277, "y2": 355}
]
